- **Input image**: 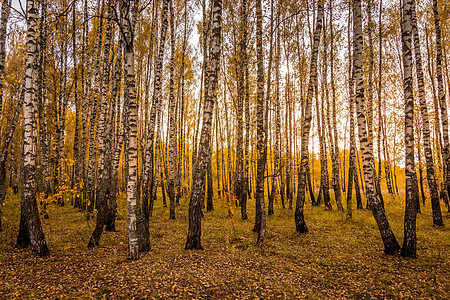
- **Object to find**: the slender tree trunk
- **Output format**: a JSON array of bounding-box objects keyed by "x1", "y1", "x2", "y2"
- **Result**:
[
  {"x1": 425, "y1": 27, "x2": 443, "y2": 197},
  {"x1": 79, "y1": 0, "x2": 88, "y2": 210},
  {"x1": 367, "y1": 0, "x2": 384, "y2": 206},
  {"x1": 320, "y1": 16, "x2": 332, "y2": 210},
  {"x1": 16, "y1": 0, "x2": 50, "y2": 257},
  {"x1": 376, "y1": 0, "x2": 385, "y2": 201},
  {"x1": 141, "y1": 0, "x2": 169, "y2": 230},
  {"x1": 0, "y1": 0, "x2": 11, "y2": 123},
  {"x1": 105, "y1": 37, "x2": 124, "y2": 232},
  {"x1": 353, "y1": 0, "x2": 400, "y2": 254},
  {"x1": 167, "y1": 0, "x2": 177, "y2": 219},
  {"x1": 433, "y1": 0, "x2": 450, "y2": 213},
  {"x1": 271, "y1": 9, "x2": 282, "y2": 211},
  {"x1": 265, "y1": 0, "x2": 274, "y2": 216},
  {"x1": 185, "y1": 0, "x2": 222, "y2": 250},
  {"x1": 88, "y1": 1, "x2": 114, "y2": 248},
  {"x1": 295, "y1": 0, "x2": 323, "y2": 233},
  {"x1": 121, "y1": 0, "x2": 141, "y2": 260},
  {"x1": 401, "y1": 0, "x2": 418, "y2": 258},
  {"x1": 254, "y1": 0, "x2": 267, "y2": 243},
  {"x1": 86, "y1": 2, "x2": 104, "y2": 213},
  {"x1": 329, "y1": 1, "x2": 343, "y2": 212},
  {"x1": 347, "y1": 3, "x2": 355, "y2": 218},
  {"x1": 411, "y1": 0, "x2": 443, "y2": 225}
]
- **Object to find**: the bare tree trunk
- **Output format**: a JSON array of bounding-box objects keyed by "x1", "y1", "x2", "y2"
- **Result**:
[
  {"x1": 367, "y1": 0, "x2": 384, "y2": 206},
  {"x1": 16, "y1": 0, "x2": 50, "y2": 257},
  {"x1": 254, "y1": 0, "x2": 267, "y2": 243},
  {"x1": 0, "y1": 0, "x2": 11, "y2": 123},
  {"x1": 271, "y1": 7, "x2": 282, "y2": 211},
  {"x1": 353, "y1": 0, "x2": 400, "y2": 255},
  {"x1": 347, "y1": 2, "x2": 355, "y2": 218},
  {"x1": 167, "y1": 0, "x2": 177, "y2": 219},
  {"x1": 86, "y1": 1, "x2": 104, "y2": 213},
  {"x1": 141, "y1": 0, "x2": 169, "y2": 229},
  {"x1": 320, "y1": 15, "x2": 332, "y2": 210},
  {"x1": 401, "y1": 0, "x2": 418, "y2": 258},
  {"x1": 295, "y1": 0, "x2": 323, "y2": 233},
  {"x1": 105, "y1": 37, "x2": 124, "y2": 232},
  {"x1": 121, "y1": 0, "x2": 141, "y2": 260},
  {"x1": 411, "y1": 0, "x2": 443, "y2": 225},
  {"x1": 376, "y1": 0, "x2": 386, "y2": 201},
  {"x1": 185, "y1": 0, "x2": 222, "y2": 250},
  {"x1": 329, "y1": 0, "x2": 343, "y2": 212},
  {"x1": 236, "y1": 0, "x2": 246, "y2": 219},
  {"x1": 265, "y1": 0, "x2": 275, "y2": 216},
  {"x1": 88, "y1": 0, "x2": 114, "y2": 248},
  {"x1": 433, "y1": 0, "x2": 450, "y2": 213}
]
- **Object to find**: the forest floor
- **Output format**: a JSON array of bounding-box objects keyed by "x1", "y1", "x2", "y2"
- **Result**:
[{"x1": 0, "y1": 190, "x2": 449, "y2": 299}]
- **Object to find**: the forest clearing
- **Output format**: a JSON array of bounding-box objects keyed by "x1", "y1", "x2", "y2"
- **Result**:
[{"x1": 1, "y1": 192, "x2": 449, "y2": 299}]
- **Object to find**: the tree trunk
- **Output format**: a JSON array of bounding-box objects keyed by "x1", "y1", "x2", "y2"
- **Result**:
[
  {"x1": 88, "y1": 0, "x2": 114, "y2": 248},
  {"x1": 266, "y1": 0, "x2": 275, "y2": 216},
  {"x1": 254, "y1": 0, "x2": 267, "y2": 243},
  {"x1": 329, "y1": 1, "x2": 343, "y2": 212},
  {"x1": 105, "y1": 37, "x2": 124, "y2": 232},
  {"x1": 433, "y1": 0, "x2": 450, "y2": 213},
  {"x1": 121, "y1": 0, "x2": 141, "y2": 260},
  {"x1": 0, "y1": 0, "x2": 11, "y2": 122},
  {"x1": 353, "y1": 0, "x2": 400, "y2": 255},
  {"x1": 347, "y1": 3, "x2": 355, "y2": 218},
  {"x1": 16, "y1": 0, "x2": 50, "y2": 257},
  {"x1": 86, "y1": 2, "x2": 104, "y2": 213},
  {"x1": 141, "y1": 0, "x2": 169, "y2": 230},
  {"x1": 367, "y1": 0, "x2": 384, "y2": 207},
  {"x1": 295, "y1": 0, "x2": 323, "y2": 233},
  {"x1": 185, "y1": 0, "x2": 222, "y2": 250},
  {"x1": 401, "y1": 0, "x2": 418, "y2": 258},
  {"x1": 410, "y1": 0, "x2": 443, "y2": 225},
  {"x1": 167, "y1": 0, "x2": 177, "y2": 220},
  {"x1": 320, "y1": 17, "x2": 332, "y2": 211},
  {"x1": 235, "y1": 0, "x2": 246, "y2": 219}
]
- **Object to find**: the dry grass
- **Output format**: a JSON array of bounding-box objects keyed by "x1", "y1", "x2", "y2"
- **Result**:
[{"x1": 0, "y1": 190, "x2": 449, "y2": 299}]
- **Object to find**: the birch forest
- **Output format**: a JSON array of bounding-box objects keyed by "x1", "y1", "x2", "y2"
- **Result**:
[{"x1": 0, "y1": 0, "x2": 449, "y2": 298}]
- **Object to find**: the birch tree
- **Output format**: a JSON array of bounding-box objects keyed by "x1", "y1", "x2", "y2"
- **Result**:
[
  {"x1": 16, "y1": 0, "x2": 50, "y2": 257},
  {"x1": 353, "y1": 0, "x2": 400, "y2": 255},
  {"x1": 295, "y1": 0, "x2": 323, "y2": 234},
  {"x1": 185, "y1": 0, "x2": 222, "y2": 250},
  {"x1": 400, "y1": 0, "x2": 417, "y2": 258}
]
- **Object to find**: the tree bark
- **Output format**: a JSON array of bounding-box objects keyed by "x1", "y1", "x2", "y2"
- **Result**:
[
  {"x1": 254, "y1": 0, "x2": 267, "y2": 243},
  {"x1": 433, "y1": 0, "x2": 450, "y2": 213},
  {"x1": 167, "y1": 0, "x2": 177, "y2": 219},
  {"x1": 185, "y1": 0, "x2": 222, "y2": 250},
  {"x1": 16, "y1": 0, "x2": 50, "y2": 257},
  {"x1": 88, "y1": 0, "x2": 114, "y2": 248},
  {"x1": 411, "y1": 0, "x2": 443, "y2": 225},
  {"x1": 0, "y1": 0, "x2": 11, "y2": 121},
  {"x1": 121, "y1": 0, "x2": 141, "y2": 260},
  {"x1": 401, "y1": 0, "x2": 418, "y2": 258},
  {"x1": 353, "y1": 0, "x2": 400, "y2": 254},
  {"x1": 295, "y1": 0, "x2": 323, "y2": 233},
  {"x1": 329, "y1": 1, "x2": 343, "y2": 212},
  {"x1": 141, "y1": 0, "x2": 170, "y2": 228}
]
